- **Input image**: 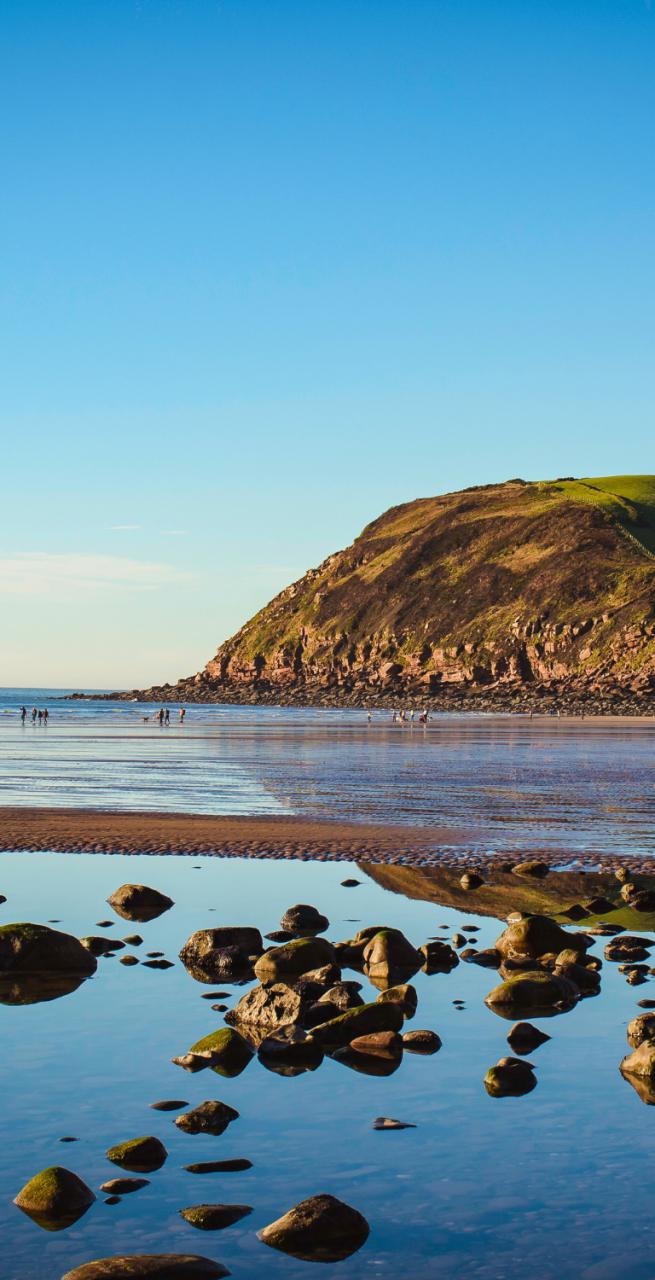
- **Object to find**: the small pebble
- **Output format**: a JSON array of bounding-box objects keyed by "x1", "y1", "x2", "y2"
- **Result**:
[
  {"x1": 211, "y1": 1003, "x2": 228, "y2": 1012},
  {"x1": 201, "y1": 992, "x2": 230, "y2": 1000},
  {"x1": 104, "y1": 1195, "x2": 122, "y2": 1205},
  {"x1": 150, "y1": 1100, "x2": 188, "y2": 1111},
  {"x1": 58, "y1": 1136, "x2": 78, "y2": 1143}
]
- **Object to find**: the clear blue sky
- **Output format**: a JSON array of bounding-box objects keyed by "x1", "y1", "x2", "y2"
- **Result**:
[{"x1": 1, "y1": 0, "x2": 654, "y2": 686}]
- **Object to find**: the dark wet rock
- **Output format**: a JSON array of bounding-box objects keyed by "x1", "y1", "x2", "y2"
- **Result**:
[
  {"x1": 14, "y1": 1165, "x2": 95, "y2": 1231},
  {"x1": 621, "y1": 1040, "x2": 655, "y2": 1084},
  {"x1": 107, "y1": 884, "x2": 174, "y2": 922},
  {"x1": 280, "y1": 904, "x2": 329, "y2": 935},
  {"x1": 363, "y1": 928, "x2": 422, "y2": 984},
  {"x1": 265, "y1": 930, "x2": 295, "y2": 943},
  {"x1": 0, "y1": 971, "x2": 85, "y2": 1006},
  {"x1": 637, "y1": 999, "x2": 655, "y2": 1009},
  {"x1": 211, "y1": 1003, "x2": 228, "y2": 1012},
  {"x1": 375, "y1": 983, "x2": 417, "y2": 1018},
  {"x1": 627, "y1": 1013, "x2": 655, "y2": 1047},
  {"x1": 180, "y1": 1203, "x2": 252, "y2": 1230},
  {"x1": 99, "y1": 1178, "x2": 149, "y2": 1194},
  {"x1": 308, "y1": 999, "x2": 404, "y2": 1050},
  {"x1": 485, "y1": 970, "x2": 579, "y2": 1017},
  {"x1": 106, "y1": 1137, "x2": 167, "y2": 1173},
  {"x1": 258, "y1": 1193, "x2": 369, "y2": 1263},
  {"x1": 175, "y1": 1101, "x2": 239, "y2": 1136},
  {"x1": 0, "y1": 894, "x2": 6, "y2": 904},
  {"x1": 254, "y1": 937, "x2": 336, "y2": 983},
  {"x1": 81, "y1": 936, "x2": 125, "y2": 956},
  {"x1": 495, "y1": 915, "x2": 590, "y2": 961},
  {"x1": 184, "y1": 1159, "x2": 252, "y2": 1173},
  {"x1": 317, "y1": 981, "x2": 363, "y2": 1012},
  {"x1": 150, "y1": 1100, "x2": 188, "y2": 1111},
  {"x1": 350, "y1": 1030, "x2": 403, "y2": 1058},
  {"x1": 419, "y1": 939, "x2": 459, "y2": 973},
  {"x1": 512, "y1": 861, "x2": 550, "y2": 879},
  {"x1": 201, "y1": 991, "x2": 231, "y2": 1000},
  {"x1": 605, "y1": 938, "x2": 651, "y2": 963},
  {"x1": 626, "y1": 969, "x2": 649, "y2": 986},
  {"x1": 460, "y1": 871, "x2": 484, "y2": 890},
  {"x1": 142, "y1": 959, "x2": 174, "y2": 970},
  {"x1": 554, "y1": 957, "x2": 601, "y2": 994},
  {"x1": 624, "y1": 888, "x2": 655, "y2": 912},
  {"x1": 372, "y1": 1116, "x2": 416, "y2": 1129},
  {"x1": 258, "y1": 1034, "x2": 324, "y2": 1075},
  {"x1": 484, "y1": 1056, "x2": 537, "y2": 1097},
  {"x1": 402, "y1": 1029, "x2": 442, "y2": 1054},
  {"x1": 59, "y1": 1137, "x2": 78, "y2": 1143},
  {"x1": 120, "y1": 955, "x2": 140, "y2": 967},
  {"x1": 506, "y1": 1022, "x2": 551, "y2": 1054},
  {"x1": 146, "y1": 951, "x2": 164, "y2": 958},
  {"x1": 179, "y1": 928, "x2": 263, "y2": 983},
  {"x1": 618, "y1": 963, "x2": 650, "y2": 976},
  {"x1": 451, "y1": 933, "x2": 466, "y2": 948},
  {"x1": 0, "y1": 922, "x2": 97, "y2": 975},
  {"x1": 187, "y1": 1028, "x2": 254, "y2": 1078},
  {"x1": 341, "y1": 878, "x2": 361, "y2": 887},
  {"x1": 104, "y1": 1195, "x2": 121, "y2": 1205},
  {"x1": 95, "y1": 921, "x2": 113, "y2": 927},
  {"x1": 585, "y1": 924, "x2": 624, "y2": 936},
  {"x1": 61, "y1": 1256, "x2": 229, "y2": 1279},
  {"x1": 461, "y1": 947, "x2": 501, "y2": 969},
  {"x1": 561, "y1": 904, "x2": 588, "y2": 921},
  {"x1": 583, "y1": 897, "x2": 616, "y2": 914},
  {"x1": 122, "y1": 935, "x2": 143, "y2": 946}
]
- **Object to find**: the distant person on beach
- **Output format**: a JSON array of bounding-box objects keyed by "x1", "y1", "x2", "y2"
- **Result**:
[
  {"x1": 37, "y1": 710, "x2": 43, "y2": 723},
  {"x1": 43, "y1": 708, "x2": 48, "y2": 723},
  {"x1": 158, "y1": 708, "x2": 164, "y2": 726},
  {"x1": 164, "y1": 708, "x2": 170, "y2": 724},
  {"x1": 32, "y1": 707, "x2": 37, "y2": 722},
  {"x1": 367, "y1": 708, "x2": 372, "y2": 723},
  {"x1": 179, "y1": 708, "x2": 186, "y2": 722},
  {"x1": 20, "y1": 706, "x2": 26, "y2": 723}
]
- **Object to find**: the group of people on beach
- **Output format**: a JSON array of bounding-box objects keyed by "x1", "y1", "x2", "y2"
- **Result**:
[
  {"x1": 391, "y1": 708, "x2": 430, "y2": 724},
  {"x1": 21, "y1": 706, "x2": 48, "y2": 724},
  {"x1": 142, "y1": 708, "x2": 186, "y2": 725}
]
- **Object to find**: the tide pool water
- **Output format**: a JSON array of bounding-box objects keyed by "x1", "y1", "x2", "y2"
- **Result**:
[{"x1": 0, "y1": 852, "x2": 653, "y2": 1280}]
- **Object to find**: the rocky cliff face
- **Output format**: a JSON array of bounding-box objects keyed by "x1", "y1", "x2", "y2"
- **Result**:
[{"x1": 126, "y1": 476, "x2": 655, "y2": 709}]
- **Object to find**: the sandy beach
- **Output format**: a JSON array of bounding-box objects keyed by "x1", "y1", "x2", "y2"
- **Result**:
[{"x1": 1, "y1": 805, "x2": 653, "y2": 872}]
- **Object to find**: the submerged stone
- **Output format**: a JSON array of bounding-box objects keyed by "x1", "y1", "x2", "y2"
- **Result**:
[
  {"x1": 485, "y1": 970, "x2": 579, "y2": 1017},
  {"x1": 280, "y1": 904, "x2": 329, "y2": 935},
  {"x1": 175, "y1": 1101, "x2": 239, "y2": 1136},
  {"x1": 184, "y1": 1159, "x2": 253, "y2": 1174},
  {"x1": 484, "y1": 1056, "x2": 537, "y2": 1097},
  {"x1": 61, "y1": 1256, "x2": 229, "y2": 1279},
  {"x1": 402, "y1": 1029, "x2": 442, "y2": 1054},
  {"x1": 495, "y1": 915, "x2": 590, "y2": 961},
  {"x1": 105, "y1": 1136, "x2": 167, "y2": 1173},
  {"x1": 180, "y1": 1203, "x2": 252, "y2": 1230}
]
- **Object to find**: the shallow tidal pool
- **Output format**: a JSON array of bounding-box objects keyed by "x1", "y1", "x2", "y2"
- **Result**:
[{"x1": 0, "y1": 851, "x2": 653, "y2": 1280}]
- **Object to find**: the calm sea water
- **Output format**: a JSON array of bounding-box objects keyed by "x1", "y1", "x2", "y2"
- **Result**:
[
  {"x1": 0, "y1": 851, "x2": 653, "y2": 1280},
  {"x1": 1, "y1": 689, "x2": 654, "y2": 857}
]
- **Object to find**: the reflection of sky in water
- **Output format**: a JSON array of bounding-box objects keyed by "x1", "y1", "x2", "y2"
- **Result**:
[
  {"x1": 1, "y1": 694, "x2": 655, "y2": 855},
  {"x1": 0, "y1": 851, "x2": 654, "y2": 1280}
]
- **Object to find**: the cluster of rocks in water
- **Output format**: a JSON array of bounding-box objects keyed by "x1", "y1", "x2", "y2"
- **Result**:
[{"x1": 7, "y1": 868, "x2": 655, "y2": 1276}]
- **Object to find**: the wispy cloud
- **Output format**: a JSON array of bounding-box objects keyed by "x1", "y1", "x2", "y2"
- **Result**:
[
  {"x1": 111, "y1": 524, "x2": 142, "y2": 531},
  {"x1": 0, "y1": 552, "x2": 193, "y2": 597}
]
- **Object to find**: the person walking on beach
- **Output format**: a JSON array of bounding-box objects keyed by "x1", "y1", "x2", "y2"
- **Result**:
[
  {"x1": 43, "y1": 708, "x2": 49, "y2": 724},
  {"x1": 37, "y1": 709, "x2": 43, "y2": 724},
  {"x1": 164, "y1": 708, "x2": 170, "y2": 725},
  {"x1": 179, "y1": 708, "x2": 186, "y2": 722},
  {"x1": 20, "y1": 706, "x2": 27, "y2": 723},
  {"x1": 31, "y1": 707, "x2": 37, "y2": 723}
]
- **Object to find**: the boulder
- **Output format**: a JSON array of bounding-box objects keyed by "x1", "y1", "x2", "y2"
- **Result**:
[
  {"x1": 375, "y1": 983, "x2": 417, "y2": 1018},
  {"x1": 624, "y1": 889, "x2": 655, "y2": 912},
  {"x1": 485, "y1": 971, "x2": 579, "y2": 1017},
  {"x1": 61, "y1": 1257, "x2": 229, "y2": 1279},
  {"x1": 179, "y1": 928, "x2": 263, "y2": 982},
  {"x1": 363, "y1": 929, "x2": 422, "y2": 984},
  {"x1": 258, "y1": 1193, "x2": 369, "y2": 1263},
  {"x1": 14, "y1": 1166, "x2": 95, "y2": 1231},
  {"x1": 254, "y1": 937, "x2": 336, "y2": 983},
  {"x1": 419, "y1": 939, "x2": 459, "y2": 973},
  {"x1": 554, "y1": 958, "x2": 601, "y2": 994},
  {"x1": 495, "y1": 915, "x2": 590, "y2": 961},
  {"x1": 280, "y1": 904, "x2": 329, "y2": 935},
  {"x1": 188, "y1": 1029, "x2": 254, "y2": 1078},
  {"x1": 308, "y1": 1000, "x2": 404, "y2": 1050},
  {"x1": 484, "y1": 1056, "x2": 537, "y2": 1097},
  {"x1": 506, "y1": 1022, "x2": 551, "y2": 1054},
  {"x1": 107, "y1": 884, "x2": 174, "y2": 922},
  {"x1": 225, "y1": 982, "x2": 306, "y2": 1034},
  {"x1": 0, "y1": 923, "x2": 96, "y2": 975},
  {"x1": 349, "y1": 1030, "x2": 403, "y2": 1058},
  {"x1": 461, "y1": 947, "x2": 501, "y2": 969},
  {"x1": 512, "y1": 861, "x2": 550, "y2": 879},
  {"x1": 627, "y1": 1013, "x2": 655, "y2": 1047},
  {"x1": 402, "y1": 1029, "x2": 441, "y2": 1054},
  {"x1": 460, "y1": 871, "x2": 484, "y2": 890},
  {"x1": 621, "y1": 1040, "x2": 655, "y2": 1083},
  {"x1": 605, "y1": 938, "x2": 651, "y2": 963},
  {"x1": 80, "y1": 936, "x2": 125, "y2": 956},
  {"x1": 105, "y1": 1137, "x2": 167, "y2": 1173},
  {"x1": 175, "y1": 1101, "x2": 239, "y2": 1136},
  {"x1": 179, "y1": 1203, "x2": 252, "y2": 1230}
]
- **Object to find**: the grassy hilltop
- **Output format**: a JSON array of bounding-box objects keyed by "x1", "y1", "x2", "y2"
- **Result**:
[{"x1": 130, "y1": 475, "x2": 655, "y2": 709}]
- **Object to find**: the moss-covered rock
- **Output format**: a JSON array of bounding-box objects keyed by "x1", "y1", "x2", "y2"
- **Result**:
[
  {"x1": 105, "y1": 1136, "x2": 167, "y2": 1172},
  {"x1": 376, "y1": 983, "x2": 417, "y2": 1018},
  {"x1": 254, "y1": 937, "x2": 335, "y2": 982},
  {"x1": 189, "y1": 1028, "x2": 254, "y2": 1078},
  {"x1": 258, "y1": 1193, "x2": 369, "y2": 1263},
  {"x1": 179, "y1": 1203, "x2": 252, "y2": 1230},
  {"x1": 0, "y1": 923, "x2": 96, "y2": 975},
  {"x1": 61, "y1": 1256, "x2": 229, "y2": 1279},
  {"x1": 484, "y1": 1057, "x2": 537, "y2": 1097},
  {"x1": 362, "y1": 929, "x2": 422, "y2": 984},
  {"x1": 494, "y1": 915, "x2": 590, "y2": 961},
  {"x1": 14, "y1": 1165, "x2": 95, "y2": 1231},
  {"x1": 308, "y1": 999, "x2": 404, "y2": 1050},
  {"x1": 485, "y1": 970, "x2": 579, "y2": 1018}
]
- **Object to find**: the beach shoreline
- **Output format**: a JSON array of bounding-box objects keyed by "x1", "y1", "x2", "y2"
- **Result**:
[{"x1": 1, "y1": 805, "x2": 652, "y2": 873}]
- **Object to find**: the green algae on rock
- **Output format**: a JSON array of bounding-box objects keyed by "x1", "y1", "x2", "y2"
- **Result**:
[
  {"x1": 105, "y1": 1136, "x2": 167, "y2": 1172},
  {"x1": 308, "y1": 999, "x2": 404, "y2": 1050},
  {"x1": 188, "y1": 1027, "x2": 254, "y2": 1077},
  {"x1": 14, "y1": 1165, "x2": 95, "y2": 1231},
  {"x1": 179, "y1": 1203, "x2": 252, "y2": 1230},
  {"x1": 485, "y1": 970, "x2": 579, "y2": 1018},
  {"x1": 0, "y1": 922, "x2": 97, "y2": 975},
  {"x1": 254, "y1": 936, "x2": 336, "y2": 982}
]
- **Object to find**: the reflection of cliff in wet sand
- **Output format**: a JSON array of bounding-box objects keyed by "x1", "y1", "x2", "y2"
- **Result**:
[{"x1": 362, "y1": 861, "x2": 655, "y2": 932}]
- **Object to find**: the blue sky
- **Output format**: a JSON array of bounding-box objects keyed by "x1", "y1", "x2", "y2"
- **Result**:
[{"x1": 1, "y1": 0, "x2": 654, "y2": 686}]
